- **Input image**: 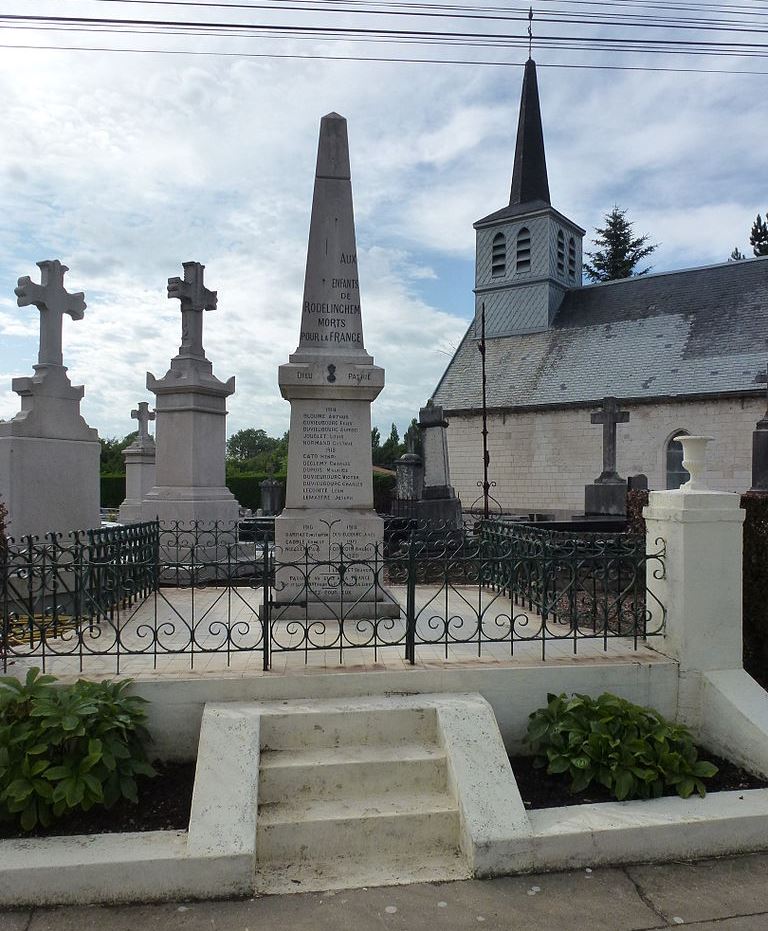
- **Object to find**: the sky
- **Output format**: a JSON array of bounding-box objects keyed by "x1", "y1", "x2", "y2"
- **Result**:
[{"x1": 0, "y1": 0, "x2": 767, "y2": 441}]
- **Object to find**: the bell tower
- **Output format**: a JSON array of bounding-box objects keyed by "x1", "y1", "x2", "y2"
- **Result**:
[{"x1": 474, "y1": 59, "x2": 584, "y2": 338}]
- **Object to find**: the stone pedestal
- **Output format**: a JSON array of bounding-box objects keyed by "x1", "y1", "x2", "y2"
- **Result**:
[
  {"x1": 584, "y1": 480, "x2": 627, "y2": 517},
  {"x1": 273, "y1": 112, "x2": 397, "y2": 620},
  {"x1": 416, "y1": 400, "x2": 462, "y2": 527},
  {"x1": 142, "y1": 262, "x2": 240, "y2": 526},
  {"x1": 0, "y1": 261, "x2": 99, "y2": 539},
  {"x1": 260, "y1": 477, "x2": 283, "y2": 516},
  {"x1": 119, "y1": 445, "x2": 156, "y2": 524}
]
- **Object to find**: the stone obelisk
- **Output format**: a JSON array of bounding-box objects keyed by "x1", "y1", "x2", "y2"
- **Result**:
[{"x1": 274, "y1": 112, "x2": 397, "y2": 619}]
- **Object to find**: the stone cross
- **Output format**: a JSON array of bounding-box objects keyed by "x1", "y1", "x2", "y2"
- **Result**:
[
  {"x1": 131, "y1": 401, "x2": 155, "y2": 443},
  {"x1": 167, "y1": 261, "x2": 217, "y2": 359},
  {"x1": 591, "y1": 396, "x2": 630, "y2": 483},
  {"x1": 14, "y1": 260, "x2": 86, "y2": 367}
]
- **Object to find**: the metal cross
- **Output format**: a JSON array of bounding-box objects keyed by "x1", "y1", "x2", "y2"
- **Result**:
[
  {"x1": 14, "y1": 260, "x2": 86, "y2": 367},
  {"x1": 591, "y1": 396, "x2": 630, "y2": 482},
  {"x1": 167, "y1": 261, "x2": 217, "y2": 359},
  {"x1": 131, "y1": 401, "x2": 156, "y2": 443}
]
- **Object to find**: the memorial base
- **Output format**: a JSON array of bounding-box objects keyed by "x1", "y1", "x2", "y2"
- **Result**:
[
  {"x1": 266, "y1": 588, "x2": 401, "y2": 622},
  {"x1": 584, "y1": 481, "x2": 627, "y2": 517},
  {"x1": 416, "y1": 496, "x2": 463, "y2": 528},
  {"x1": 141, "y1": 486, "x2": 241, "y2": 525},
  {"x1": 0, "y1": 434, "x2": 100, "y2": 539}
]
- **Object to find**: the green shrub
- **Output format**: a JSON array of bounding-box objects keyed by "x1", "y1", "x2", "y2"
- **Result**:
[
  {"x1": 100, "y1": 474, "x2": 126, "y2": 509},
  {"x1": 0, "y1": 668, "x2": 155, "y2": 831},
  {"x1": 525, "y1": 692, "x2": 717, "y2": 801},
  {"x1": 741, "y1": 492, "x2": 768, "y2": 691}
]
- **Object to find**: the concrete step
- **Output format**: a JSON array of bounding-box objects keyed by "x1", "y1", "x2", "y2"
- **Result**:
[
  {"x1": 259, "y1": 707, "x2": 438, "y2": 751},
  {"x1": 257, "y1": 795, "x2": 460, "y2": 865},
  {"x1": 254, "y1": 850, "x2": 471, "y2": 895},
  {"x1": 259, "y1": 743, "x2": 448, "y2": 803}
]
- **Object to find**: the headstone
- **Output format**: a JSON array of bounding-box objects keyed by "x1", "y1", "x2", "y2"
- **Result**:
[
  {"x1": 584, "y1": 396, "x2": 630, "y2": 517},
  {"x1": 416, "y1": 399, "x2": 463, "y2": 527},
  {"x1": 260, "y1": 464, "x2": 283, "y2": 516},
  {"x1": 118, "y1": 402, "x2": 156, "y2": 524},
  {"x1": 0, "y1": 260, "x2": 100, "y2": 538},
  {"x1": 628, "y1": 473, "x2": 649, "y2": 491},
  {"x1": 143, "y1": 262, "x2": 240, "y2": 525},
  {"x1": 394, "y1": 440, "x2": 423, "y2": 518},
  {"x1": 750, "y1": 369, "x2": 768, "y2": 492},
  {"x1": 273, "y1": 112, "x2": 398, "y2": 620}
]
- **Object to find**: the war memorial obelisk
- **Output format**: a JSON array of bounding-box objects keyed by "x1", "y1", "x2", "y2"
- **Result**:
[{"x1": 274, "y1": 112, "x2": 397, "y2": 619}]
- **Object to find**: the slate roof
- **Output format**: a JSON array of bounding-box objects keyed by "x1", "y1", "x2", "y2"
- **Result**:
[{"x1": 432, "y1": 256, "x2": 768, "y2": 413}]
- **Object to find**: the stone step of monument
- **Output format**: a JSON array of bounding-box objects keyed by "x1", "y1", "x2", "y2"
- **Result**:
[
  {"x1": 259, "y1": 743, "x2": 448, "y2": 803},
  {"x1": 259, "y1": 706, "x2": 438, "y2": 751},
  {"x1": 254, "y1": 850, "x2": 470, "y2": 896},
  {"x1": 256, "y1": 794, "x2": 460, "y2": 865}
]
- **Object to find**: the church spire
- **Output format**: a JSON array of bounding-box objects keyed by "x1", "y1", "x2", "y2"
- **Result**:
[{"x1": 509, "y1": 58, "x2": 550, "y2": 207}]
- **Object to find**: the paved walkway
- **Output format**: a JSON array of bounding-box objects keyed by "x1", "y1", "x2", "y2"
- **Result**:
[
  {"x1": 5, "y1": 584, "x2": 665, "y2": 680},
  {"x1": 3, "y1": 853, "x2": 768, "y2": 930}
]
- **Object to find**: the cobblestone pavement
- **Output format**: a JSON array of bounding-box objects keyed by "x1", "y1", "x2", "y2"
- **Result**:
[{"x1": 3, "y1": 853, "x2": 768, "y2": 931}]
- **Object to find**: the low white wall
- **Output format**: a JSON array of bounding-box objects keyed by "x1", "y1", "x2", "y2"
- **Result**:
[{"x1": 134, "y1": 658, "x2": 679, "y2": 760}]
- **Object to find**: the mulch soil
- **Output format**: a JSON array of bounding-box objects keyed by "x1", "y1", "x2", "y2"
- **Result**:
[
  {"x1": 0, "y1": 760, "x2": 196, "y2": 839},
  {"x1": 511, "y1": 752, "x2": 768, "y2": 809}
]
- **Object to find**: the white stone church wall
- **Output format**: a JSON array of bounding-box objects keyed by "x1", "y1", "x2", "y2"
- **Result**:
[{"x1": 446, "y1": 396, "x2": 763, "y2": 513}]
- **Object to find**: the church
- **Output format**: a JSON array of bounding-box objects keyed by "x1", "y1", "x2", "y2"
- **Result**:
[{"x1": 432, "y1": 58, "x2": 768, "y2": 515}]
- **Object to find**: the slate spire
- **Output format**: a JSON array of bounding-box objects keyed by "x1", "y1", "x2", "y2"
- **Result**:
[{"x1": 509, "y1": 58, "x2": 550, "y2": 207}]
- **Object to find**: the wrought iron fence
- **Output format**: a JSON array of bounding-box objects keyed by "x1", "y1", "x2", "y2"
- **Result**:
[{"x1": 1, "y1": 518, "x2": 666, "y2": 674}]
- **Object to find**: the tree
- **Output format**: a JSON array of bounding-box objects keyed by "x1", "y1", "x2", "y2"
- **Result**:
[
  {"x1": 729, "y1": 246, "x2": 746, "y2": 261},
  {"x1": 227, "y1": 428, "x2": 277, "y2": 461},
  {"x1": 403, "y1": 417, "x2": 421, "y2": 456},
  {"x1": 583, "y1": 206, "x2": 659, "y2": 283},
  {"x1": 100, "y1": 434, "x2": 137, "y2": 474},
  {"x1": 750, "y1": 214, "x2": 768, "y2": 257}
]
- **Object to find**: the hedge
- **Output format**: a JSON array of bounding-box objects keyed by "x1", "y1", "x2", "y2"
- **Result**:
[{"x1": 100, "y1": 472, "x2": 397, "y2": 515}]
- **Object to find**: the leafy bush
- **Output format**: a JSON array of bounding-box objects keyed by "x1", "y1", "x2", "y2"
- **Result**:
[
  {"x1": 741, "y1": 492, "x2": 768, "y2": 691},
  {"x1": 0, "y1": 668, "x2": 155, "y2": 831},
  {"x1": 526, "y1": 692, "x2": 717, "y2": 801}
]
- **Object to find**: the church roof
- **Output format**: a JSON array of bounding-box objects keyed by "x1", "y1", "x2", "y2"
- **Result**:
[{"x1": 432, "y1": 257, "x2": 768, "y2": 413}]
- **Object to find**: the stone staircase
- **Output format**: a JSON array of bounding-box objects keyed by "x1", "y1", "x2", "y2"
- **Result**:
[{"x1": 255, "y1": 704, "x2": 470, "y2": 893}]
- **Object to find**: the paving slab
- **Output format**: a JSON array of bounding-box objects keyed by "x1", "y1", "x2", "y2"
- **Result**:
[
  {"x1": 683, "y1": 919, "x2": 768, "y2": 930},
  {"x1": 627, "y1": 853, "x2": 768, "y2": 924},
  {"x1": 21, "y1": 870, "x2": 661, "y2": 931},
  {"x1": 0, "y1": 912, "x2": 32, "y2": 931}
]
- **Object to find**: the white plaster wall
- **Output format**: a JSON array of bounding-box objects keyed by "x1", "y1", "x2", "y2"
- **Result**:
[{"x1": 446, "y1": 396, "x2": 762, "y2": 513}]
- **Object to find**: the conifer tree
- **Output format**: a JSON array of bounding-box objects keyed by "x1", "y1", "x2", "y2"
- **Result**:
[
  {"x1": 729, "y1": 247, "x2": 746, "y2": 261},
  {"x1": 750, "y1": 214, "x2": 768, "y2": 257},
  {"x1": 583, "y1": 206, "x2": 659, "y2": 283}
]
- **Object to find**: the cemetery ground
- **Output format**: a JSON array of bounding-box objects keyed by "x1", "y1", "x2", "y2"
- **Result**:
[{"x1": 3, "y1": 852, "x2": 768, "y2": 929}]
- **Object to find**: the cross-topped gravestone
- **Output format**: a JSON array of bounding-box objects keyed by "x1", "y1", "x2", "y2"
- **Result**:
[
  {"x1": 167, "y1": 261, "x2": 217, "y2": 359},
  {"x1": 14, "y1": 260, "x2": 86, "y2": 367},
  {"x1": 755, "y1": 367, "x2": 768, "y2": 429},
  {"x1": 131, "y1": 401, "x2": 155, "y2": 444},
  {"x1": 591, "y1": 396, "x2": 630, "y2": 483},
  {"x1": 750, "y1": 366, "x2": 768, "y2": 491}
]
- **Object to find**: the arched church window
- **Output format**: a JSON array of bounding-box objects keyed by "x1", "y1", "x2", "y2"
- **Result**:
[
  {"x1": 516, "y1": 227, "x2": 531, "y2": 272},
  {"x1": 568, "y1": 237, "x2": 577, "y2": 279},
  {"x1": 557, "y1": 230, "x2": 565, "y2": 276},
  {"x1": 491, "y1": 232, "x2": 506, "y2": 277},
  {"x1": 666, "y1": 432, "x2": 690, "y2": 489}
]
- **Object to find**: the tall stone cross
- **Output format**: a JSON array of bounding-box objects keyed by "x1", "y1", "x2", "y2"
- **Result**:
[
  {"x1": 591, "y1": 396, "x2": 630, "y2": 483},
  {"x1": 131, "y1": 401, "x2": 155, "y2": 444},
  {"x1": 167, "y1": 261, "x2": 217, "y2": 360},
  {"x1": 755, "y1": 367, "x2": 768, "y2": 429},
  {"x1": 14, "y1": 260, "x2": 86, "y2": 367}
]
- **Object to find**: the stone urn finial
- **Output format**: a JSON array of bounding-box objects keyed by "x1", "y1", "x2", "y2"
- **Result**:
[{"x1": 679, "y1": 435, "x2": 714, "y2": 491}]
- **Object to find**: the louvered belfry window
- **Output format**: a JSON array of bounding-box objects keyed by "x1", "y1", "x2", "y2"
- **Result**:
[
  {"x1": 516, "y1": 227, "x2": 531, "y2": 272},
  {"x1": 557, "y1": 230, "x2": 565, "y2": 275},
  {"x1": 491, "y1": 232, "x2": 506, "y2": 277},
  {"x1": 568, "y1": 236, "x2": 577, "y2": 279}
]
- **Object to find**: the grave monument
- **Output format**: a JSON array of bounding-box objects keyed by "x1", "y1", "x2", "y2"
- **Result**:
[
  {"x1": 143, "y1": 262, "x2": 240, "y2": 525},
  {"x1": 274, "y1": 112, "x2": 397, "y2": 618},
  {"x1": 584, "y1": 396, "x2": 630, "y2": 517},
  {"x1": 118, "y1": 402, "x2": 156, "y2": 524},
  {"x1": 417, "y1": 399, "x2": 462, "y2": 527},
  {"x1": 750, "y1": 367, "x2": 768, "y2": 492},
  {"x1": 0, "y1": 260, "x2": 100, "y2": 538}
]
